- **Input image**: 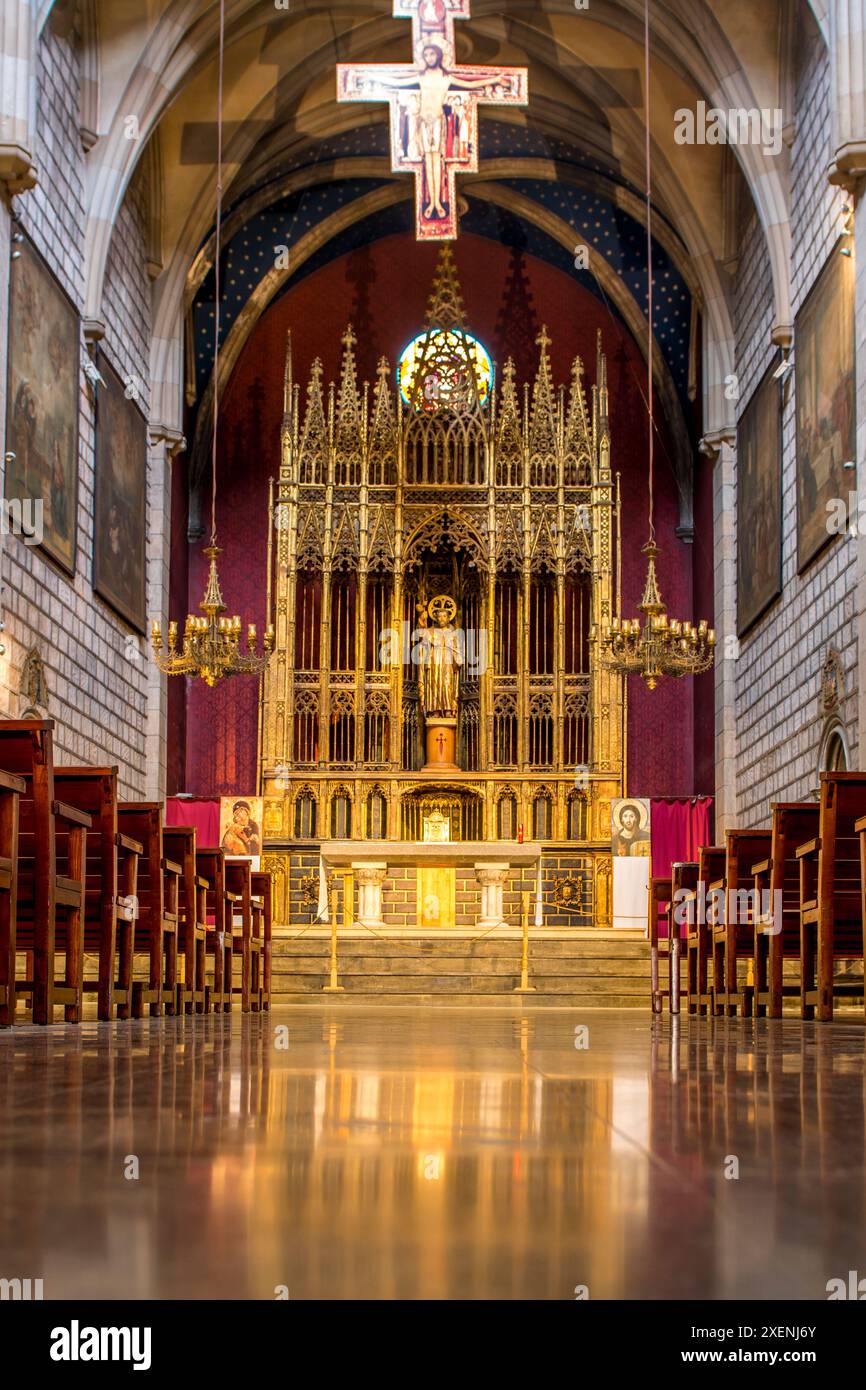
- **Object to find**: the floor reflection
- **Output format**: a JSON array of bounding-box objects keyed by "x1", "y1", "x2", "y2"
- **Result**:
[{"x1": 0, "y1": 1007, "x2": 863, "y2": 1299}]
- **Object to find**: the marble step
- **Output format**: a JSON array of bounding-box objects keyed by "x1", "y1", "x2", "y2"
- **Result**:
[
  {"x1": 273, "y1": 978, "x2": 653, "y2": 1000},
  {"x1": 272, "y1": 936, "x2": 651, "y2": 958},
  {"x1": 272, "y1": 992, "x2": 652, "y2": 1008},
  {"x1": 270, "y1": 933, "x2": 662, "y2": 1003},
  {"x1": 272, "y1": 954, "x2": 656, "y2": 976},
  {"x1": 271, "y1": 967, "x2": 650, "y2": 989}
]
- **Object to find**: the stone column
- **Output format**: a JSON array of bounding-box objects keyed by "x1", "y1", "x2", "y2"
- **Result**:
[
  {"x1": 830, "y1": 0, "x2": 866, "y2": 187},
  {"x1": 700, "y1": 429, "x2": 737, "y2": 836},
  {"x1": 854, "y1": 179, "x2": 866, "y2": 767},
  {"x1": 353, "y1": 862, "x2": 387, "y2": 928},
  {"x1": 146, "y1": 426, "x2": 185, "y2": 801},
  {"x1": 0, "y1": 0, "x2": 37, "y2": 195},
  {"x1": 475, "y1": 862, "x2": 508, "y2": 929}
]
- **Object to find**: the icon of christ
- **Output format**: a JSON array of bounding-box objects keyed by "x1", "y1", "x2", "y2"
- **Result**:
[{"x1": 337, "y1": 0, "x2": 528, "y2": 241}]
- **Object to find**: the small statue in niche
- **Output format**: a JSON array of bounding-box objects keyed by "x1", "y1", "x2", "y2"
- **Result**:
[{"x1": 20, "y1": 647, "x2": 48, "y2": 716}]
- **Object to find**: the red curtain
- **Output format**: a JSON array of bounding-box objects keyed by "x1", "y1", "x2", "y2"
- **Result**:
[
  {"x1": 651, "y1": 796, "x2": 713, "y2": 879},
  {"x1": 165, "y1": 796, "x2": 221, "y2": 848},
  {"x1": 650, "y1": 797, "x2": 713, "y2": 939}
]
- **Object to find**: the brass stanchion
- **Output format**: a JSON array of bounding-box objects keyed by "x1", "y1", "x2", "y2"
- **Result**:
[
  {"x1": 322, "y1": 883, "x2": 344, "y2": 993},
  {"x1": 514, "y1": 889, "x2": 536, "y2": 994}
]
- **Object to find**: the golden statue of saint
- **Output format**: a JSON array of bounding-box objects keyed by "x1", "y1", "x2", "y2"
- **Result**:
[{"x1": 419, "y1": 596, "x2": 463, "y2": 718}]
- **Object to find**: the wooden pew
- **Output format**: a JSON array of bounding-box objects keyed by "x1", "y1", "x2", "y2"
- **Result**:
[
  {"x1": 648, "y1": 876, "x2": 672, "y2": 1014},
  {"x1": 117, "y1": 802, "x2": 180, "y2": 1018},
  {"x1": 53, "y1": 768, "x2": 143, "y2": 1022},
  {"x1": 251, "y1": 869, "x2": 272, "y2": 1011},
  {"x1": 0, "y1": 770, "x2": 26, "y2": 1026},
  {"x1": 163, "y1": 826, "x2": 207, "y2": 1015},
  {"x1": 666, "y1": 861, "x2": 697, "y2": 1015},
  {"x1": 196, "y1": 848, "x2": 238, "y2": 1012},
  {"x1": 797, "y1": 772, "x2": 866, "y2": 1021},
  {"x1": 752, "y1": 803, "x2": 820, "y2": 1018},
  {"x1": 0, "y1": 721, "x2": 92, "y2": 1024},
  {"x1": 714, "y1": 829, "x2": 771, "y2": 1017},
  {"x1": 687, "y1": 845, "x2": 726, "y2": 1017},
  {"x1": 224, "y1": 859, "x2": 261, "y2": 1012},
  {"x1": 857, "y1": 813, "x2": 866, "y2": 1024}
]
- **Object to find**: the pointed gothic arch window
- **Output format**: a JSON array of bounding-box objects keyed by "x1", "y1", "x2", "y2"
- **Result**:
[
  {"x1": 497, "y1": 790, "x2": 517, "y2": 840},
  {"x1": 563, "y1": 690, "x2": 590, "y2": 769},
  {"x1": 567, "y1": 792, "x2": 588, "y2": 841},
  {"x1": 364, "y1": 692, "x2": 390, "y2": 764},
  {"x1": 331, "y1": 789, "x2": 352, "y2": 839},
  {"x1": 493, "y1": 693, "x2": 518, "y2": 766},
  {"x1": 330, "y1": 575, "x2": 357, "y2": 671},
  {"x1": 367, "y1": 788, "x2": 388, "y2": 839},
  {"x1": 495, "y1": 577, "x2": 518, "y2": 674},
  {"x1": 533, "y1": 790, "x2": 553, "y2": 842},
  {"x1": 294, "y1": 787, "x2": 318, "y2": 839},
  {"x1": 294, "y1": 570, "x2": 322, "y2": 671},
  {"x1": 294, "y1": 691, "x2": 319, "y2": 765},
  {"x1": 330, "y1": 692, "x2": 356, "y2": 764},
  {"x1": 528, "y1": 693, "x2": 554, "y2": 767},
  {"x1": 365, "y1": 576, "x2": 392, "y2": 671},
  {"x1": 529, "y1": 574, "x2": 555, "y2": 674}
]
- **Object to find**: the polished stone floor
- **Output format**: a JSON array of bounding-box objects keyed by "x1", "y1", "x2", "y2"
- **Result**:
[{"x1": 0, "y1": 1006, "x2": 864, "y2": 1300}]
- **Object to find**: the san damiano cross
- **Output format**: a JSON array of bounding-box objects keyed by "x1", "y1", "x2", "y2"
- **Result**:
[{"x1": 337, "y1": 0, "x2": 528, "y2": 241}]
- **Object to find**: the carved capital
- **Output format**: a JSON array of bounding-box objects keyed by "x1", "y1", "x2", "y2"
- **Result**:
[{"x1": 0, "y1": 146, "x2": 36, "y2": 196}]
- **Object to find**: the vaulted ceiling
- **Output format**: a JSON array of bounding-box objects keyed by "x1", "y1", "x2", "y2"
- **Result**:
[{"x1": 67, "y1": 0, "x2": 827, "y2": 443}]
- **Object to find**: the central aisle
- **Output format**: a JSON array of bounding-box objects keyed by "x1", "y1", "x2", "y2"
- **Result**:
[{"x1": 0, "y1": 1007, "x2": 862, "y2": 1300}]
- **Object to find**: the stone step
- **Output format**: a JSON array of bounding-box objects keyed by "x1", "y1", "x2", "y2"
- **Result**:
[
  {"x1": 270, "y1": 932, "x2": 657, "y2": 1003},
  {"x1": 272, "y1": 954, "x2": 656, "y2": 977},
  {"x1": 272, "y1": 971, "x2": 650, "y2": 994},
  {"x1": 272, "y1": 992, "x2": 650, "y2": 1008},
  {"x1": 272, "y1": 936, "x2": 650, "y2": 959}
]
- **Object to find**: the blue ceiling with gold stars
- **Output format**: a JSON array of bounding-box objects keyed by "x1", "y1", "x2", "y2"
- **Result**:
[{"x1": 194, "y1": 120, "x2": 693, "y2": 406}]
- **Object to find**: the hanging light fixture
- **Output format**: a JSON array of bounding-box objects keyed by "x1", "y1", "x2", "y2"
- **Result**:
[
  {"x1": 595, "y1": 0, "x2": 714, "y2": 691},
  {"x1": 152, "y1": 0, "x2": 273, "y2": 687}
]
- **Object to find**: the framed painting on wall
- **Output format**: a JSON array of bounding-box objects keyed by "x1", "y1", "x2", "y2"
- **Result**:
[
  {"x1": 4, "y1": 232, "x2": 80, "y2": 574},
  {"x1": 94, "y1": 354, "x2": 147, "y2": 631},
  {"x1": 737, "y1": 358, "x2": 782, "y2": 635},
  {"x1": 795, "y1": 248, "x2": 856, "y2": 573}
]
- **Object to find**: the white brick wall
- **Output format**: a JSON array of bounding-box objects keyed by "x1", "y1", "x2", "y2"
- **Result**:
[
  {"x1": 733, "y1": 21, "x2": 858, "y2": 826},
  {"x1": 0, "y1": 21, "x2": 152, "y2": 797}
]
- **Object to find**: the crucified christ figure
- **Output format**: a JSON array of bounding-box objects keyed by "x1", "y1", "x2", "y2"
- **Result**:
[
  {"x1": 409, "y1": 43, "x2": 509, "y2": 219},
  {"x1": 348, "y1": 43, "x2": 521, "y2": 224},
  {"x1": 338, "y1": 0, "x2": 527, "y2": 240}
]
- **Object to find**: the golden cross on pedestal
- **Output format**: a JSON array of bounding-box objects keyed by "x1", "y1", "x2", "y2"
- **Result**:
[{"x1": 337, "y1": 0, "x2": 528, "y2": 242}]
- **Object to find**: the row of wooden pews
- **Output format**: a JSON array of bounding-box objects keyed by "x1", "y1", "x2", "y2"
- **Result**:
[
  {"x1": 649, "y1": 771, "x2": 866, "y2": 1021},
  {"x1": 0, "y1": 720, "x2": 272, "y2": 1025}
]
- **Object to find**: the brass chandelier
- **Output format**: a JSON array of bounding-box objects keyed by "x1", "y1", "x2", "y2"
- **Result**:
[
  {"x1": 596, "y1": 0, "x2": 714, "y2": 691},
  {"x1": 597, "y1": 543, "x2": 715, "y2": 692},
  {"x1": 152, "y1": 547, "x2": 273, "y2": 688},
  {"x1": 151, "y1": 0, "x2": 272, "y2": 687}
]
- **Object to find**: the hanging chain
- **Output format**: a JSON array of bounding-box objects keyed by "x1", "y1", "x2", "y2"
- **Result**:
[
  {"x1": 644, "y1": 0, "x2": 656, "y2": 546},
  {"x1": 210, "y1": 0, "x2": 226, "y2": 546}
]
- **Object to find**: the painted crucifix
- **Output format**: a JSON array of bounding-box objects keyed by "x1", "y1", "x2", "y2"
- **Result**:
[{"x1": 337, "y1": 0, "x2": 528, "y2": 241}]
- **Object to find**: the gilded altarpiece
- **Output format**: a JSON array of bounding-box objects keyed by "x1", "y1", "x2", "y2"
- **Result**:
[{"x1": 259, "y1": 252, "x2": 624, "y2": 925}]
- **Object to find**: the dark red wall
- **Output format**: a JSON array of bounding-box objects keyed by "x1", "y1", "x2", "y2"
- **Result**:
[{"x1": 180, "y1": 231, "x2": 708, "y2": 800}]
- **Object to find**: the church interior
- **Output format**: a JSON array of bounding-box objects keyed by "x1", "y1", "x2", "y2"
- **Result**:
[{"x1": 1, "y1": 0, "x2": 866, "y2": 1328}]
